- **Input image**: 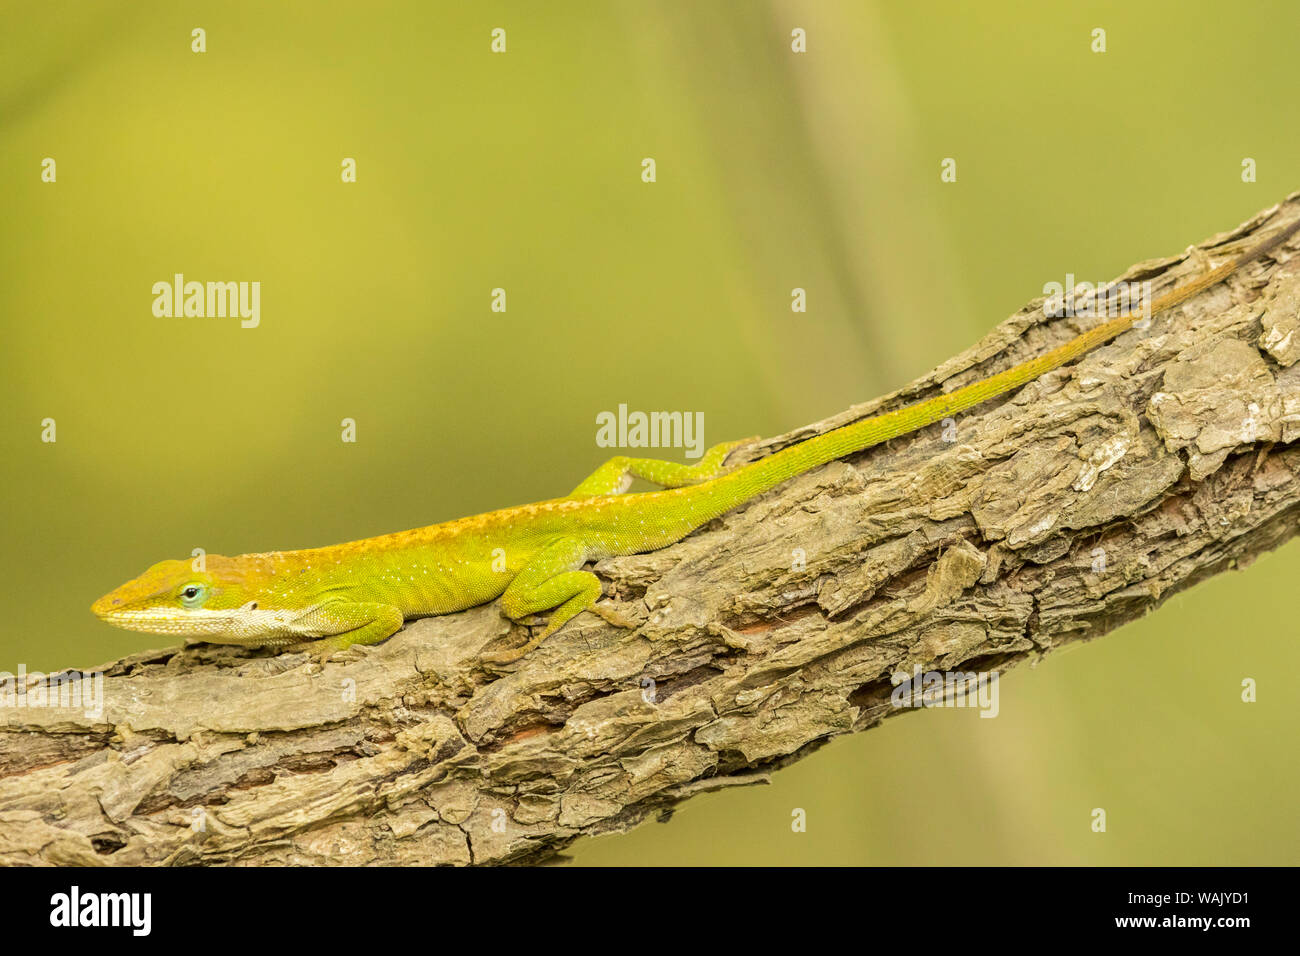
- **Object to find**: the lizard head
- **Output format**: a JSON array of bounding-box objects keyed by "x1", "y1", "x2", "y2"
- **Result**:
[{"x1": 91, "y1": 556, "x2": 271, "y2": 641}]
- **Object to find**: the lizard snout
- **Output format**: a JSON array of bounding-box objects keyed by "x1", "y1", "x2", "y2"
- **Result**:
[{"x1": 91, "y1": 592, "x2": 124, "y2": 619}]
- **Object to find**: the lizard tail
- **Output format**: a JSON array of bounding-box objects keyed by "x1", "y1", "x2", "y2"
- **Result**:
[{"x1": 699, "y1": 211, "x2": 1300, "y2": 522}]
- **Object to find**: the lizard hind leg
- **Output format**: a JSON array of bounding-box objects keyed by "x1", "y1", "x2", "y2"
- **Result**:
[
  {"x1": 568, "y1": 437, "x2": 759, "y2": 497},
  {"x1": 486, "y1": 537, "x2": 631, "y2": 664}
]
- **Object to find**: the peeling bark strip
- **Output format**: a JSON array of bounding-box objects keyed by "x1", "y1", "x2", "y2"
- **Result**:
[{"x1": 5, "y1": 197, "x2": 1300, "y2": 866}]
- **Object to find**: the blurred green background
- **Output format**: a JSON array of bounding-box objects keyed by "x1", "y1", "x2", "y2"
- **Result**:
[{"x1": 3, "y1": 1, "x2": 1298, "y2": 865}]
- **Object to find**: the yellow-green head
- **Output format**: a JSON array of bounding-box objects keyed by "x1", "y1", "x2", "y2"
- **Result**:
[{"x1": 91, "y1": 556, "x2": 297, "y2": 644}]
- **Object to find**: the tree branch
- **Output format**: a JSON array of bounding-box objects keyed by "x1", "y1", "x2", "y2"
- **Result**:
[{"x1": 5, "y1": 195, "x2": 1300, "y2": 866}]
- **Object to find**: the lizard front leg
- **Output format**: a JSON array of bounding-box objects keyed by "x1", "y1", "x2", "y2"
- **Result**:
[{"x1": 288, "y1": 601, "x2": 404, "y2": 654}]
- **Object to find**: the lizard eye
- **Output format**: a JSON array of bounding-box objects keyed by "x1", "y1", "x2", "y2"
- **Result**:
[{"x1": 179, "y1": 584, "x2": 208, "y2": 608}]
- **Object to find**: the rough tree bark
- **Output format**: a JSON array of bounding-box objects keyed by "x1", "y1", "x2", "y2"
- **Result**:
[{"x1": 4, "y1": 196, "x2": 1300, "y2": 866}]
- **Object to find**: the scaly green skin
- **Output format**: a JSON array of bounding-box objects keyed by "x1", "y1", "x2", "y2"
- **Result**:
[{"x1": 93, "y1": 218, "x2": 1300, "y2": 662}]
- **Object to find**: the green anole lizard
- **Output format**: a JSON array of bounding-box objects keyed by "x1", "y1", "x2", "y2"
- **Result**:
[{"x1": 93, "y1": 215, "x2": 1300, "y2": 663}]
